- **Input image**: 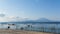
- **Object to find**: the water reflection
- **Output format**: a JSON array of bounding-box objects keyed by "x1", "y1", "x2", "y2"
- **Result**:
[{"x1": 0, "y1": 24, "x2": 60, "y2": 33}]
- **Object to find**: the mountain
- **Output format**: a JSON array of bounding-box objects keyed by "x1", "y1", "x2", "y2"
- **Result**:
[
  {"x1": 20, "y1": 18, "x2": 52, "y2": 22},
  {"x1": 20, "y1": 18, "x2": 60, "y2": 24},
  {"x1": 35, "y1": 18, "x2": 52, "y2": 22},
  {"x1": 0, "y1": 18, "x2": 60, "y2": 24},
  {"x1": 3, "y1": 18, "x2": 57, "y2": 22},
  {"x1": 9, "y1": 18, "x2": 58, "y2": 22}
]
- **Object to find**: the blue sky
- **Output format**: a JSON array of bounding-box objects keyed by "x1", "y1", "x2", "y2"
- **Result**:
[{"x1": 0, "y1": 0, "x2": 60, "y2": 21}]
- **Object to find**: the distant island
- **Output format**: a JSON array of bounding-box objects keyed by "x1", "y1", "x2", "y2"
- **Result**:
[{"x1": 0, "y1": 18, "x2": 60, "y2": 24}]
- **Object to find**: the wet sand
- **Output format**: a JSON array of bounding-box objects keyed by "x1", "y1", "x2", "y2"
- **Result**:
[{"x1": 0, "y1": 29, "x2": 53, "y2": 34}]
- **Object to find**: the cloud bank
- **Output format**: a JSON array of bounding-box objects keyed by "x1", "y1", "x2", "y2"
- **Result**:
[
  {"x1": 0, "y1": 16, "x2": 26, "y2": 22},
  {"x1": 0, "y1": 14, "x2": 5, "y2": 17}
]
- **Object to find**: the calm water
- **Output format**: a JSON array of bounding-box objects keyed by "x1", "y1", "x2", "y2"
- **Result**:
[
  {"x1": 16, "y1": 23, "x2": 60, "y2": 33},
  {"x1": 0, "y1": 23, "x2": 60, "y2": 33}
]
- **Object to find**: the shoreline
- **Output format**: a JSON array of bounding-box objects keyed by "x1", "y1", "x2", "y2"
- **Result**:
[{"x1": 0, "y1": 29, "x2": 54, "y2": 34}]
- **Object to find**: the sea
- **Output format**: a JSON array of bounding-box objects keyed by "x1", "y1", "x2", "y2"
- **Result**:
[{"x1": 0, "y1": 22, "x2": 60, "y2": 33}]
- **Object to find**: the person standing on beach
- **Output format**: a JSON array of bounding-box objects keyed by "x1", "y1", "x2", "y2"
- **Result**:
[{"x1": 8, "y1": 26, "x2": 10, "y2": 29}]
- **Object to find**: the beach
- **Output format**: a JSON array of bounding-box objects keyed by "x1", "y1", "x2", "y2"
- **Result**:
[{"x1": 0, "y1": 29, "x2": 53, "y2": 34}]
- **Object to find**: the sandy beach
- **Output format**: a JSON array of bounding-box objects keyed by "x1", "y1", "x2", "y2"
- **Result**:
[{"x1": 0, "y1": 29, "x2": 54, "y2": 34}]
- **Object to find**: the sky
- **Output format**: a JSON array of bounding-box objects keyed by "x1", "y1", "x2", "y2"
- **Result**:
[{"x1": 0, "y1": 0, "x2": 60, "y2": 22}]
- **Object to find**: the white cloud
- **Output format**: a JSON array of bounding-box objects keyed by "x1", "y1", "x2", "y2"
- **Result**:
[
  {"x1": 0, "y1": 14, "x2": 5, "y2": 17},
  {"x1": 0, "y1": 17, "x2": 7, "y2": 22},
  {"x1": 0, "y1": 9, "x2": 8, "y2": 17},
  {"x1": 0, "y1": 16, "x2": 28, "y2": 22},
  {"x1": 6, "y1": 16, "x2": 22, "y2": 22}
]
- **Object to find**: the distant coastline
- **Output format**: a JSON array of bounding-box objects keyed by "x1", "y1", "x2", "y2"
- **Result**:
[{"x1": 0, "y1": 22, "x2": 60, "y2": 24}]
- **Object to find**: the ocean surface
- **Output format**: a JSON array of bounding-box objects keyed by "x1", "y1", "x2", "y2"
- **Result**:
[{"x1": 0, "y1": 22, "x2": 60, "y2": 33}]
